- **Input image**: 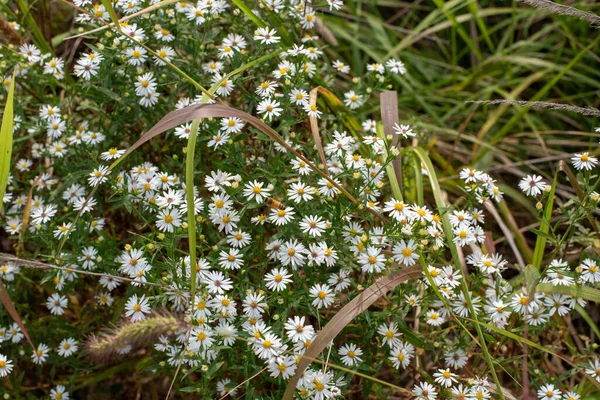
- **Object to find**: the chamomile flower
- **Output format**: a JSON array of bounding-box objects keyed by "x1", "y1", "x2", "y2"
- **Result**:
[
  {"x1": 310, "y1": 283, "x2": 335, "y2": 308},
  {"x1": 57, "y1": 338, "x2": 78, "y2": 357},
  {"x1": 343, "y1": 91, "x2": 363, "y2": 109},
  {"x1": 433, "y1": 368, "x2": 457, "y2": 387},
  {"x1": 46, "y1": 293, "x2": 68, "y2": 315},
  {"x1": 338, "y1": 343, "x2": 363, "y2": 366},
  {"x1": 31, "y1": 343, "x2": 50, "y2": 364},
  {"x1": 377, "y1": 322, "x2": 402, "y2": 348},
  {"x1": 88, "y1": 165, "x2": 110, "y2": 186},
  {"x1": 537, "y1": 384, "x2": 561, "y2": 400},
  {"x1": 265, "y1": 267, "x2": 293, "y2": 291},
  {"x1": 519, "y1": 174, "x2": 547, "y2": 196},
  {"x1": 358, "y1": 246, "x2": 386, "y2": 273},
  {"x1": 257, "y1": 98, "x2": 282, "y2": 121},
  {"x1": 299, "y1": 215, "x2": 328, "y2": 237},
  {"x1": 125, "y1": 294, "x2": 151, "y2": 322},
  {"x1": 585, "y1": 358, "x2": 600, "y2": 382},
  {"x1": 243, "y1": 180, "x2": 271, "y2": 202},
  {"x1": 571, "y1": 152, "x2": 598, "y2": 171},
  {"x1": 386, "y1": 58, "x2": 407, "y2": 74},
  {"x1": 392, "y1": 239, "x2": 419, "y2": 266},
  {"x1": 268, "y1": 207, "x2": 295, "y2": 225},
  {"x1": 0, "y1": 354, "x2": 13, "y2": 377},
  {"x1": 285, "y1": 316, "x2": 315, "y2": 343},
  {"x1": 254, "y1": 27, "x2": 280, "y2": 44}
]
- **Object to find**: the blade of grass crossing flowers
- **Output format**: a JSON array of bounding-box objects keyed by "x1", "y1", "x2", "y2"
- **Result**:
[
  {"x1": 0, "y1": 280, "x2": 34, "y2": 350},
  {"x1": 532, "y1": 170, "x2": 557, "y2": 270},
  {"x1": 56, "y1": 54, "x2": 291, "y2": 255},
  {"x1": 64, "y1": 0, "x2": 178, "y2": 40},
  {"x1": 466, "y1": 317, "x2": 600, "y2": 391},
  {"x1": 16, "y1": 0, "x2": 53, "y2": 54},
  {"x1": 380, "y1": 91, "x2": 403, "y2": 199},
  {"x1": 186, "y1": 119, "x2": 201, "y2": 302},
  {"x1": 0, "y1": 70, "x2": 15, "y2": 213},
  {"x1": 231, "y1": 0, "x2": 266, "y2": 28},
  {"x1": 409, "y1": 147, "x2": 505, "y2": 399},
  {"x1": 308, "y1": 87, "x2": 330, "y2": 173},
  {"x1": 101, "y1": 0, "x2": 122, "y2": 32},
  {"x1": 282, "y1": 265, "x2": 423, "y2": 400},
  {"x1": 376, "y1": 123, "x2": 402, "y2": 201},
  {"x1": 536, "y1": 283, "x2": 600, "y2": 303}
]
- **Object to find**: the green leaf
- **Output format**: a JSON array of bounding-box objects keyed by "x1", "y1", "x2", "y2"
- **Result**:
[
  {"x1": 0, "y1": 70, "x2": 16, "y2": 211},
  {"x1": 16, "y1": 0, "x2": 53, "y2": 54},
  {"x1": 231, "y1": 0, "x2": 266, "y2": 28},
  {"x1": 206, "y1": 361, "x2": 225, "y2": 378},
  {"x1": 101, "y1": 0, "x2": 122, "y2": 33},
  {"x1": 532, "y1": 170, "x2": 557, "y2": 270},
  {"x1": 536, "y1": 283, "x2": 600, "y2": 303}
]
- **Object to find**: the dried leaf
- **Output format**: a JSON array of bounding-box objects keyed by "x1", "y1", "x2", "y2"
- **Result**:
[
  {"x1": 282, "y1": 265, "x2": 422, "y2": 399},
  {"x1": 0, "y1": 280, "x2": 34, "y2": 350}
]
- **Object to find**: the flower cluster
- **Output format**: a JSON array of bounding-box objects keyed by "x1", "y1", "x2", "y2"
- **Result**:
[{"x1": 1, "y1": 0, "x2": 599, "y2": 399}]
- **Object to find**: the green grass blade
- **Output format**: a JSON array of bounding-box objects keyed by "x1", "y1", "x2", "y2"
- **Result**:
[
  {"x1": 230, "y1": 0, "x2": 265, "y2": 28},
  {"x1": 186, "y1": 119, "x2": 200, "y2": 301},
  {"x1": 376, "y1": 123, "x2": 402, "y2": 201},
  {"x1": 537, "y1": 283, "x2": 600, "y2": 303},
  {"x1": 16, "y1": 0, "x2": 53, "y2": 54},
  {"x1": 101, "y1": 0, "x2": 122, "y2": 32},
  {"x1": 0, "y1": 70, "x2": 16, "y2": 211},
  {"x1": 488, "y1": 35, "x2": 600, "y2": 150},
  {"x1": 466, "y1": 317, "x2": 600, "y2": 391},
  {"x1": 409, "y1": 146, "x2": 505, "y2": 399},
  {"x1": 532, "y1": 171, "x2": 557, "y2": 270}
]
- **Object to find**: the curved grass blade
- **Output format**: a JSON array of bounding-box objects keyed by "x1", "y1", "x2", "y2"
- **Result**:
[
  {"x1": 0, "y1": 280, "x2": 34, "y2": 350},
  {"x1": 282, "y1": 265, "x2": 423, "y2": 400}
]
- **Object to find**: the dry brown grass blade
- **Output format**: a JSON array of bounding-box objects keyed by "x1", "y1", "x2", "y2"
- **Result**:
[
  {"x1": 0, "y1": 280, "x2": 34, "y2": 350},
  {"x1": 515, "y1": 0, "x2": 600, "y2": 27},
  {"x1": 468, "y1": 100, "x2": 600, "y2": 117},
  {"x1": 380, "y1": 91, "x2": 403, "y2": 196},
  {"x1": 282, "y1": 265, "x2": 422, "y2": 399},
  {"x1": 314, "y1": 18, "x2": 338, "y2": 46},
  {"x1": 0, "y1": 13, "x2": 23, "y2": 45},
  {"x1": 308, "y1": 87, "x2": 332, "y2": 173}
]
